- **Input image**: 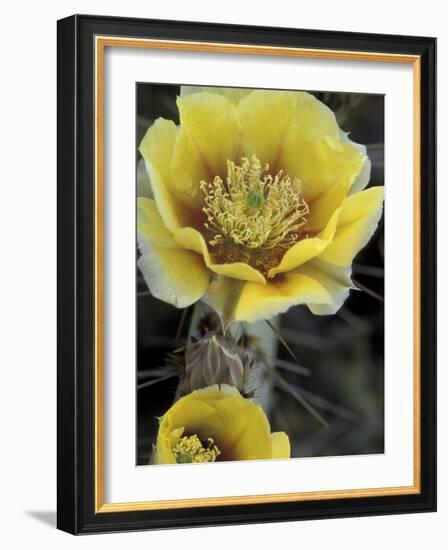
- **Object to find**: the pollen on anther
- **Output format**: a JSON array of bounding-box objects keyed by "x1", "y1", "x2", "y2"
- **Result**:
[{"x1": 200, "y1": 155, "x2": 309, "y2": 253}]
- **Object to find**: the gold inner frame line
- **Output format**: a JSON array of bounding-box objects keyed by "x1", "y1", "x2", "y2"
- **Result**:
[{"x1": 94, "y1": 35, "x2": 421, "y2": 513}]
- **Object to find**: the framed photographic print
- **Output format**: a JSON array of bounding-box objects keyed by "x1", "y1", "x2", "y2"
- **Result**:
[{"x1": 57, "y1": 14, "x2": 436, "y2": 534}]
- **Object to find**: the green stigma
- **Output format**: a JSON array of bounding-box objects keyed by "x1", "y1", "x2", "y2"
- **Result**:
[
  {"x1": 247, "y1": 189, "x2": 265, "y2": 210},
  {"x1": 175, "y1": 453, "x2": 192, "y2": 464}
]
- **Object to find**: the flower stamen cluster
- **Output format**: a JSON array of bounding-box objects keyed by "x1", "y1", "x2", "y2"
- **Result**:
[
  {"x1": 201, "y1": 155, "x2": 309, "y2": 251},
  {"x1": 172, "y1": 434, "x2": 221, "y2": 463}
]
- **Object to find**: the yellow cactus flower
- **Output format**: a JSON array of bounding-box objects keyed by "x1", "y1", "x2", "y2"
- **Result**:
[
  {"x1": 138, "y1": 87, "x2": 384, "y2": 324},
  {"x1": 156, "y1": 384, "x2": 290, "y2": 464}
]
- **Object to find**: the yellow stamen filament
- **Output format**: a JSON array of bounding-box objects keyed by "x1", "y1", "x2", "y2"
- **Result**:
[
  {"x1": 172, "y1": 435, "x2": 221, "y2": 464},
  {"x1": 201, "y1": 155, "x2": 309, "y2": 250}
]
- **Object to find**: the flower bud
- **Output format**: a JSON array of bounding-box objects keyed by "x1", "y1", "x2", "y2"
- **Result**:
[{"x1": 179, "y1": 332, "x2": 254, "y2": 395}]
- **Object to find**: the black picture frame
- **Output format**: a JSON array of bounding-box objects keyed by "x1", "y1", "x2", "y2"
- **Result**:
[{"x1": 57, "y1": 14, "x2": 436, "y2": 534}]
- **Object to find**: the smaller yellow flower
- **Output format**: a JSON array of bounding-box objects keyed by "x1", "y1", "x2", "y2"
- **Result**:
[{"x1": 156, "y1": 384, "x2": 290, "y2": 464}]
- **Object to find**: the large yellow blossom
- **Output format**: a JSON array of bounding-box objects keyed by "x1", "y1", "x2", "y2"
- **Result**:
[
  {"x1": 138, "y1": 87, "x2": 384, "y2": 324},
  {"x1": 156, "y1": 384, "x2": 290, "y2": 464}
]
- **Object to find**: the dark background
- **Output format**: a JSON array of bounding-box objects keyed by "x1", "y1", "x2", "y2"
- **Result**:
[{"x1": 136, "y1": 84, "x2": 384, "y2": 465}]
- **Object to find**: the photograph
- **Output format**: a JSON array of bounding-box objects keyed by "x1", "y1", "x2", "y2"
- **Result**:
[{"x1": 136, "y1": 84, "x2": 385, "y2": 466}]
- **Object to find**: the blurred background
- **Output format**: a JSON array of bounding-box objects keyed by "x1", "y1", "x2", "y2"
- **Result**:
[{"x1": 136, "y1": 84, "x2": 384, "y2": 465}]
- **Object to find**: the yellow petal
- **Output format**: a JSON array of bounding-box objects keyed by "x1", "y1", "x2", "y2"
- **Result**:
[
  {"x1": 234, "y1": 273, "x2": 332, "y2": 323},
  {"x1": 175, "y1": 227, "x2": 266, "y2": 284},
  {"x1": 181, "y1": 85, "x2": 251, "y2": 105},
  {"x1": 139, "y1": 118, "x2": 189, "y2": 232},
  {"x1": 290, "y1": 92, "x2": 340, "y2": 140},
  {"x1": 156, "y1": 442, "x2": 177, "y2": 465},
  {"x1": 166, "y1": 399, "x2": 222, "y2": 438},
  {"x1": 170, "y1": 126, "x2": 210, "y2": 210},
  {"x1": 305, "y1": 179, "x2": 351, "y2": 232},
  {"x1": 319, "y1": 186, "x2": 384, "y2": 266},
  {"x1": 238, "y1": 90, "x2": 297, "y2": 169},
  {"x1": 213, "y1": 397, "x2": 273, "y2": 460},
  {"x1": 296, "y1": 258, "x2": 354, "y2": 315},
  {"x1": 168, "y1": 427, "x2": 185, "y2": 450},
  {"x1": 341, "y1": 132, "x2": 372, "y2": 194},
  {"x1": 137, "y1": 198, "x2": 178, "y2": 248},
  {"x1": 267, "y1": 208, "x2": 340, "y2": 277},
  {"x1": 271, "y1": 432, "x2": 291, "y2": 459},
  {"x1": 177, "y1": 92, "x2": 241, "y2": 176},
  {"x1": 137, "y1": 245, "x2": 210, "y2": 310},
  {"x1": 209, "y1": 384, "x2": 241, "y2": 398},
  {"x1": 277, "y1": 93, "x2": 365, "y2": 202},
  {"x1": 284, "y1": 136, "x2": 365, "y2": 203},
  {"x1": 137, "y1": 198, "x2": 211, "y2": 308},
  {"x1": 350, "y1": 155, "x2": 371, "y2": 194}
]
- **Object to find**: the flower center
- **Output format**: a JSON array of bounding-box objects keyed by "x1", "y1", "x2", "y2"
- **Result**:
[
  {"x1": 201, "y1": 155, "x2": 308, "y2": 250},
  {"x1": 172, "y1": 435, "x2": 221, "y2": 463},
  {"x1": 200, "y1": 155, "x2": 309, "y2": 275}
]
